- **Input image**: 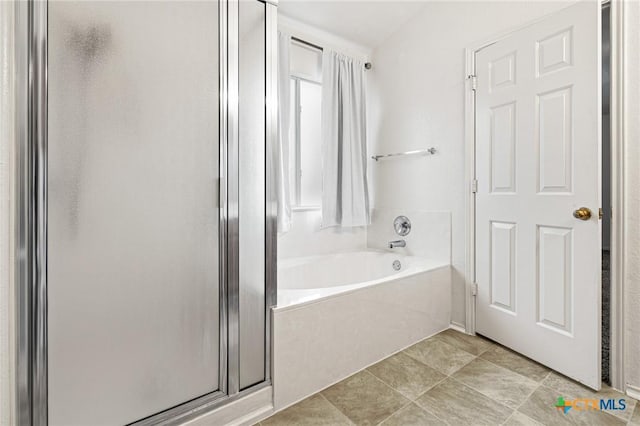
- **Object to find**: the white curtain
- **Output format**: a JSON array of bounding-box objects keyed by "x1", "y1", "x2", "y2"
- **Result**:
[
  {"x1": 321, "y1": 50, "x2": 370, "y2": 228},
  {"x1": 276, "y1": 31, "x2": 292, "y2": 233}
]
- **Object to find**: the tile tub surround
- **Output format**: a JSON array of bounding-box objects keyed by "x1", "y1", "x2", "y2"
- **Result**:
[
  {"x1": 272, "y1": 266, "x2": 451, "y2": 411},
  {"x1": 278, "y1": 209, "x2": 367, "y2": 259},
  {"x1": 263, "y1": 330, "x2": 639, "y2": 426}
]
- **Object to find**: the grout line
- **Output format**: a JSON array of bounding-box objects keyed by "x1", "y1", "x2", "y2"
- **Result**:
[
  {"x1": 363, "y1": 368, "x2": 452, "y2": 425},
  {"x1": 540, "y1": 370, "x2": 552, "y2": 382},
  {"x1": 375, "y1": 400, "x2": 413, "y2": 425},
  {"x1": 411, "y1": 376, "x2": 453, "y2": 426},
  {"x1": 446, "y1": 355, "x2": 544, "y2": 425},
  {"x1": 415, "y1": 404, "x2": 451, "y2": 426},
  {"x1": 411, "y1": 375, "x2": 451, "y2": 401},
  {"x1": 365, "y1": 354, "x2": 450, "y2": 401},
  {"x1": 356, "y1": 371, "x2": 427, "y2": 426},
  {"x1": 500, "y1": 411, "x2": 518, "y2": 425},
  {"x1": 448, "y1": 375, "x2": 514, "y2": 413},
  {"x1": 516, "y1": 383, "x2": 542, "y2": 410},
  {"x1": 505, "y1": 383, "x2": 543, "y2": 425},
  {"x1": 474, "y1": 355, "x2": 544, "y2": 386},
  {"x1": 474, "y1": 334, "x2": 555, "y2": 381},
  {"x1": 408, "y1": 338, "x2": 467, "y2": 426},
  {"x1": 317, "y1": 392, "x2": 355, "y2": 425},
  {"x1": 403, "y1": 338, "x2": 479, "y2": 376},
  {"x1": 442, "y1": 329, "x2": 495, "y2": 356},
  {"x1": 362, "y1": 369, "x2": 410, "y2": 398}
]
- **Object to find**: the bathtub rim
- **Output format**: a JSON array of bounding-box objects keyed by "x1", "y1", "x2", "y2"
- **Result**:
[{"x1": 274, "y1": 262, "x2": 451, "y2": 313}]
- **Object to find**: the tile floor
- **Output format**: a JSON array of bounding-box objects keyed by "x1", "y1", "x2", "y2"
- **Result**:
[{"x1": 260, "y1": 329, "x2": 640, "y2": 426}]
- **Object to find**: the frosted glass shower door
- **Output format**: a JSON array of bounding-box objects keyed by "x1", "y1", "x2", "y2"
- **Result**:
[{"x1": 47, "y1": 2, "x2": 222, "y2": 425}]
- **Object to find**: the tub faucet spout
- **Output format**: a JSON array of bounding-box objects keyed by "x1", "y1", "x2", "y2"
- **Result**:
[{"x1": 388, "y1": 240, "x2": 406, "y2": 249}]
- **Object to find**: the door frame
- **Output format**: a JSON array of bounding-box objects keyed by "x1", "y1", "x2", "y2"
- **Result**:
[
  {"x1": 464, "y1": 0, "x2": 626, "y2": 391},
  {"x1": 13, "y1": 0, "x2": 278, "y2": 424}
]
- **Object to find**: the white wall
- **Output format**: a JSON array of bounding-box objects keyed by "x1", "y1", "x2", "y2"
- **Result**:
[
  {"x1": 0, "y1": 0, "x2": 15, "y2": 423},
  {"x1": 278, "y1": 14, "x2": 371, "y2": 62},
  {"x1": 622, "y1": 0, "x2": 640, "y2": 396},
  {"x1": 367, "y1": 0, "x2": 573, "y2": 327}
]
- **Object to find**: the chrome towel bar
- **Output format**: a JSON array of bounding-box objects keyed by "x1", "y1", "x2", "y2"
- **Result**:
[{"x1": 371, "y1": 147, "x2": 437, "y2": 161}]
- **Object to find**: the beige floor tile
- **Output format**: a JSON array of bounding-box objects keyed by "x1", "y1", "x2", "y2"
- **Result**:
[
  {"x1": 542, "y1": 372, "x2": 636, "y2": 422},
  {"x1": 451, "y1": 358, "x2": 538, "y2": 409},
  {"x1": 367, "y1": 352, "x2": 446, "y2": 400},
  {"x1": 415, "y1": 378, "x2": 513, "y2": 425},
  {"x1": 404, "y1": 337, "x2": 476, "y2": 376},
  {"x1": 503, "y1": 410, "x2": 543, "y2": 425},
  {"x1": 630, "y1": 403, "x2": 640, "y2": 425},
  {"x1": 321, "y1": 370, "x2": 409, "y2": 425},
  {"x1": 518, "y1": 385, "x2": 625, "y2": 426},
  {"x1": 379, "y1": 403, "x2": 445, "y2": 426},
  {"x1": 261, "y1": 394, "x2": 352, "y2": 426},
  {"x1": 433, "y1": 329, "x2": 494, "y2": 356},
  {"x1": 479, "y1": 345, "x2": 550, "y2": 382},
  {"x1": 542, "y1": 372, "x2": 606, "y2": 397}
]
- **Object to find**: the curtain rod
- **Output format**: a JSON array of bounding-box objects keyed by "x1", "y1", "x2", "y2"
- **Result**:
[
  {"x1": 292, "y1": 36, "x2": 323, "y2": 51},
  {"x1": 291, "y1": 36, "x2": 372, "y2": 70}
]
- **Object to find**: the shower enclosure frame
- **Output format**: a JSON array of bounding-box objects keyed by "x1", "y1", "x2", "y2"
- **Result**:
[{"x1": 14, "y1": 0, "x2": 278, "y2": 424}]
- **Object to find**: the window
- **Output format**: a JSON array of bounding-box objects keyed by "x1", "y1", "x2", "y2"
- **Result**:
[{"x1": 289, "y1": 41, "x2": 322, "y2": 208}]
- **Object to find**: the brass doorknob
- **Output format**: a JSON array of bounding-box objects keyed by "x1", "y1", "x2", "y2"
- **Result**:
[{"x1": 573, "y1": 207, "x2": 592, "y2": 220}]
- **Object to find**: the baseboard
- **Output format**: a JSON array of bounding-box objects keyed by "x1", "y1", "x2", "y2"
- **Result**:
[
  {"x1": 625, "y1": 383, "x2": 640, "y2": 401},
  {"x1": 183, "y1": 386, "x2": 273, "y2": 426},
  {"x1": 236, "y1": 405, "x2": 274, "y2": 426},
  {"x1": 449, "y1": 321, "x2": 467, "y2": 334}
]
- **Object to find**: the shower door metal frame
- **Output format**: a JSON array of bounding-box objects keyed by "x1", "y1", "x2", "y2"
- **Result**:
[
  {"x1": 15, "y1": 0, "x2": 47, "y2": 424},
  {"x1": 15, "y1": 0, "x2": 278, "y2": 424}
]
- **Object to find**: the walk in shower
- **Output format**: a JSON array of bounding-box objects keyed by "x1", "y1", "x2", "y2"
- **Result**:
[{"x1": 15, "y1": 1, "x2": 276, "y2": 424}]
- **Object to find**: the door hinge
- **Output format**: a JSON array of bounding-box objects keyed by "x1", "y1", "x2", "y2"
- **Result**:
[
  {"x1": 468, "y1": 74, "x2": 477, "y2": 91},
  {"x1": 471, "y1": 179, "x2": 478, "y2": 193},
  {"x1": 599, "y1": 207, "x2": 603, "y2": 220},
  {"x1": 472, "y1": 282, "x2": 478, "y2": 296}
]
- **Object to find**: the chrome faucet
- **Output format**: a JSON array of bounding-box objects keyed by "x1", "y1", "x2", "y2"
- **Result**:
[{"x1": 388, "y1": 240, "x2": 406, "y2": 249}]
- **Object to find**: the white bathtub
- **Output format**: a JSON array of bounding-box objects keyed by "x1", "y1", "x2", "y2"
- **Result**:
[
  {"x1": 277, "y1": 251, "x2": 447, "y2": 307},
  {"x1": 273, "y1": 250, "x2": 451, "y2": 411}
]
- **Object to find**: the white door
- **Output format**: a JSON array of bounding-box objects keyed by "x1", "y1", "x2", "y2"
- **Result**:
[{"x1": 475, "y1": 1, "x2": 601, "y2": 389}]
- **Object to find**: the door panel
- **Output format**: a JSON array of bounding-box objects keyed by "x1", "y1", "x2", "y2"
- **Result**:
[
  {"x1": 475, "y1": 1, "x2": 601, "y2": 389},
  {"x1": 238, "y1": 0, "x2": 267, "y2": 390},
  {"x1": 47, "y1": 2, "x2": 221, "y2": 424}
]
